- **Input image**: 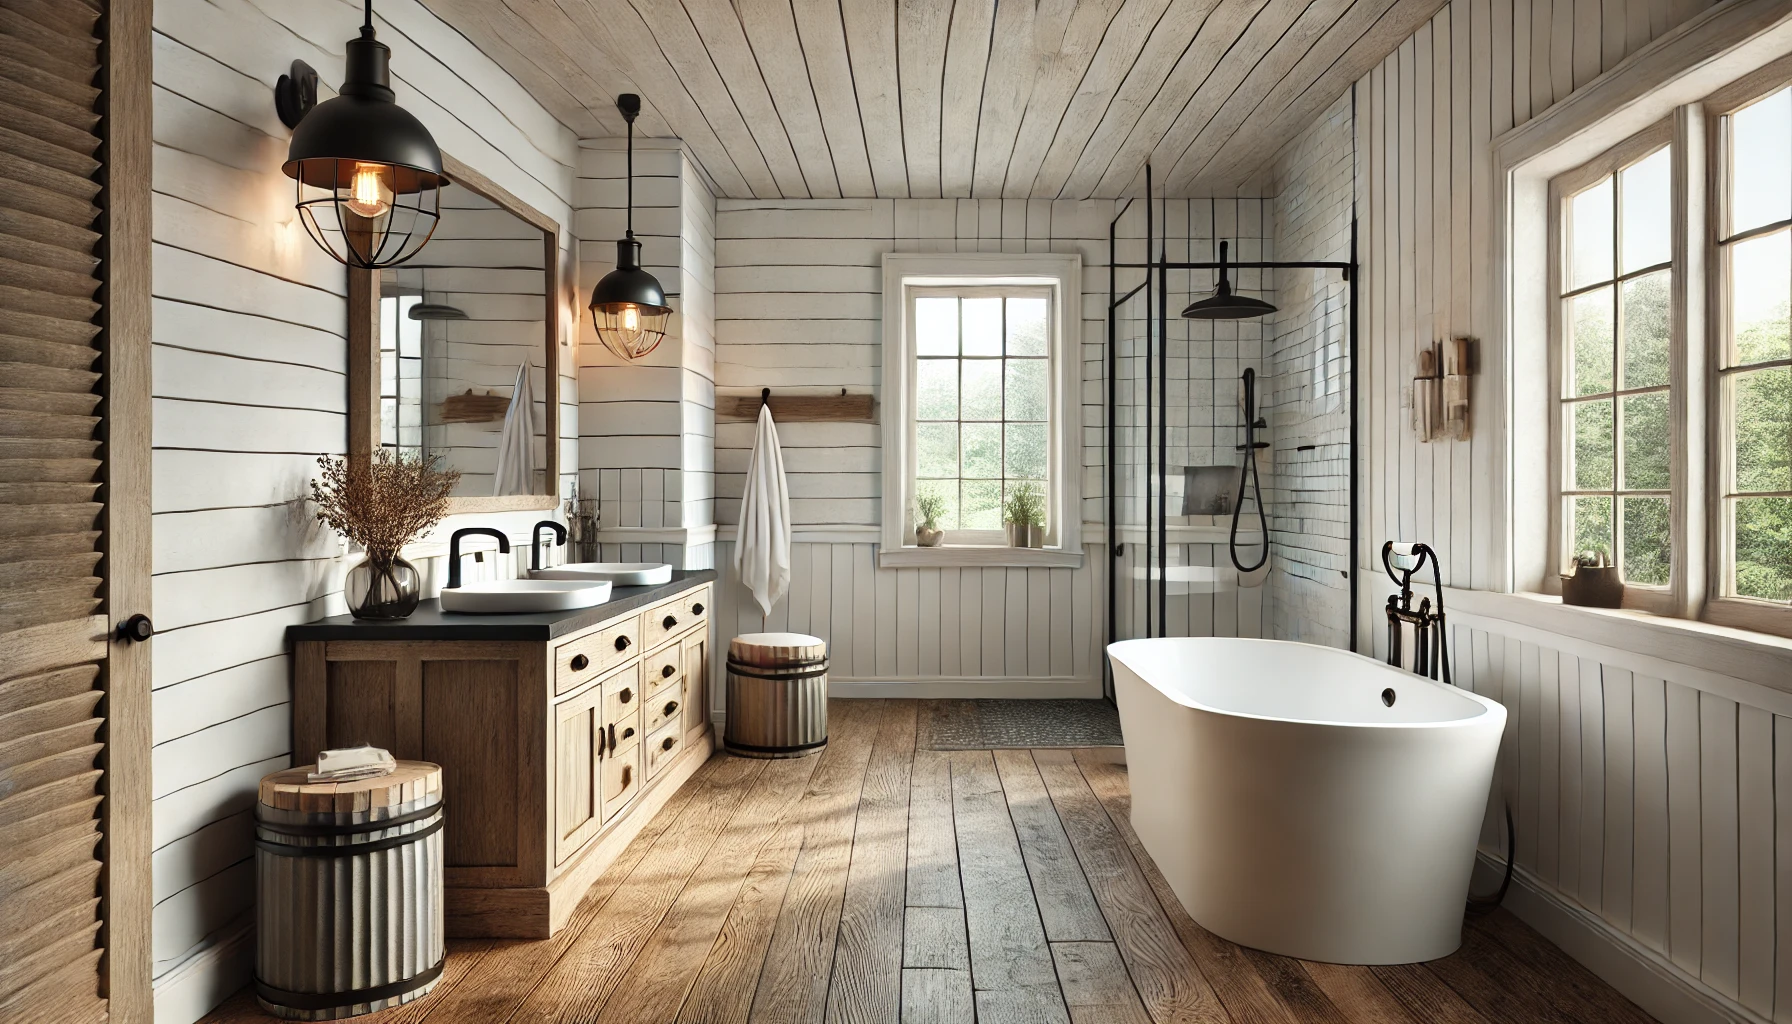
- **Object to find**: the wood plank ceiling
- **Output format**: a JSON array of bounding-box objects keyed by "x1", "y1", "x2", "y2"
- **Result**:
[{"x1": 419, "y1": 0, "x2": 1446, "y2": 198}]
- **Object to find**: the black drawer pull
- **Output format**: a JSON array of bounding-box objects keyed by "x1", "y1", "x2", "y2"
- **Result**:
[
  {"x1": 622, "y1": 726, "x2": 635, "y2": 740},
  {"x1": 692, "y1": 602, "x2": 704, "y2": 616},
  {"x1": 620, "y1": 765, "x2": 632, "y2": 789},
  {"x1": 607, "y1": 723, "x2": 615, "y2": 750},
  {"x1": 615, "y1": 635, "x2": 631, "y2": 651},
  {"x1": 663, "y1": 614, "x2": 678, "y2": 630},
  {"x1": 663, "y1": 701, "x2": 678, "y2": 717},
  {"x1": 619, "y1": 687, "x2": 633, "y2": 704},
  {"x1": 661, "y1": 737, "x2": 676, "y2": 751},
  {"x1": 661, "y1": 664, "x2": 676, "y2": 678},
  {"x1": 570, "y1": 653, "x2": 589, "y2": 672}
]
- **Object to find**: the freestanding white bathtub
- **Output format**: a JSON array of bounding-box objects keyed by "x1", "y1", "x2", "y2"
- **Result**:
[{"x1": 1108, "y1": 636, "x2": 1505, "y2": 965}]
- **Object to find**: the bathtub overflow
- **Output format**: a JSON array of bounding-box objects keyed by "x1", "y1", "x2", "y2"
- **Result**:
[{"x1": 1381, "y1": 688, "x2": 1396, "y2": 707}]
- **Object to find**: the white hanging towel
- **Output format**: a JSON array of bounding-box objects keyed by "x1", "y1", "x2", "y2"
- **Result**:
[
  {"x1": 492, "y1": 362, "x2": 534, "y2": 496},
  {"x1": 734, "y1": 402, "x2": 792, "y2": 617}
]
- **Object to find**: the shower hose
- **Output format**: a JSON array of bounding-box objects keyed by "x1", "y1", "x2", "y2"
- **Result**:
[{"x1": 1229, "y1": 368, "x2": 1270, "y2": 574}]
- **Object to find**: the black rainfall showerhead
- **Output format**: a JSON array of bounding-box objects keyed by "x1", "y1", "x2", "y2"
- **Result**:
[{"x1": 1182, "y1": 240, "x2": 1278, "y2": 320}]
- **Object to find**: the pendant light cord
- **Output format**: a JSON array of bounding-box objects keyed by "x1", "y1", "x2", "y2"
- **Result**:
[
  {"x1": 363, "y1": 0, "x2": 373, "y2": 34},
  {"x1": 626, "y1": 114, "x2": 634, "y2": 238}
]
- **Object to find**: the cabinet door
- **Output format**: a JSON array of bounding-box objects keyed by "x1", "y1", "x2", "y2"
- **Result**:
[
  {"x1": 601, "y1": 738, "x2": 640, "y2": 823},
  {"x1": 682, "y1": 630, "x2": 709, "y2": 741},
  {"x1": 552, "y1": 684, "x2": 603, "y2": 864}
]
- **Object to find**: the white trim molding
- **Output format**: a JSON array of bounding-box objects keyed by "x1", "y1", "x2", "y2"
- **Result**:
[{"x1": 878, "y1": 252, "x2": 1084, "y2": 569}]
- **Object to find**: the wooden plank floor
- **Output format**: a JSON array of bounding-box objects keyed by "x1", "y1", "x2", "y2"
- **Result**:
[{"x1": 203, "y1": 699, "x2": 1659, "y2": 1024}]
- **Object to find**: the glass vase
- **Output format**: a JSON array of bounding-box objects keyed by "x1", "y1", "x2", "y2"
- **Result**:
[{"x1": 345, "y1": 554, "x2": 421, "y2": 619}]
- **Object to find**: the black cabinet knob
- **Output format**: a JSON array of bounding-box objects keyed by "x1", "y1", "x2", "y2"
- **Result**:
[
  {"x1": 692, "y1": 602, "x2": 704, "y2": 616},
  {"x1": 663, "y1": 701, "x2": 678, "y2": 716},
  {"x1": 117, "y1": 614, "x2": 153, "y2": 643},
  {"x1": 570, "y1": 653, "x2": 589, "y2": 671},
  {"x1": 615, "y1": 635, "x2": 631, "y2": 651},
  {"x1": 620, "y1": 687, "x2": 632, "y2": 704},
  {"x1": 622, "y1": 726, "x2": 634, "y2": 740},
  {"x1": 661, "y1": 664, "x2": 676, "y2": 679},
  {"x1": 663, "y1": 614, "x2": 678, "y2": 630},
  {"x1": 661, "y1": 737, "x2": 675, "y2": 751}
]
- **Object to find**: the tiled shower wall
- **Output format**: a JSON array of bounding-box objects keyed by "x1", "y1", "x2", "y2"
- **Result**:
[{"x1": 1265, "y1": 92, "x2": 1356, "y2": 648}]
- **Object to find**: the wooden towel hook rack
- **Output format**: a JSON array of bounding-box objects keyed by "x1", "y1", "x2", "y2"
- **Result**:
[{"x1": 717, "y1": 387, "x2": 876, "y2": 423}]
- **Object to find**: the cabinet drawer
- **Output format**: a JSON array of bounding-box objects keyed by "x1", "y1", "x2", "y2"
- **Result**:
[
  {"x1": 645, "y1": 680, "x2": 686, "y2": 736},
  {"x1": 643, "y1": 584, "x2": 711, "y2": 647},
  {"x1": 645, "y1": 717, "x2": 683, "y2": 780},
  {"x1": 602, "y1": 666, "x2": 642, "y2": 753},
  {"x1": 644, "y1": 640, "x2": 683, "y2": 701},
  {"x1": 555, "y1": 614, "x2": 642, "y2": 695},
  {"x1": 600, "y1": 738, "x2": 640, "y2": 823}
]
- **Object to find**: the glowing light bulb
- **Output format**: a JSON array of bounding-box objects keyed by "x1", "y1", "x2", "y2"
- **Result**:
[
  {"x1": 621, "y1": 305, "x2": 640, "y2": 332},
  {"x1": 344, "y1": 163, "x2": 393, "y2": 219}
]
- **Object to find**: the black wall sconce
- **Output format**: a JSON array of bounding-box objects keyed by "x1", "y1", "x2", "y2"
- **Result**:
[{"x1": 275, "y1": 0, "x2": 446, "y2": 270}]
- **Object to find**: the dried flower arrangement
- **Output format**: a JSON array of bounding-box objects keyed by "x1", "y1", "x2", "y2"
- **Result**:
[
  {"x1": 311, "y1": 449, "x2": 460, "y2": 618},
  {"x1": 310, "y1": 448, "x2": 460, "y2": 559}
]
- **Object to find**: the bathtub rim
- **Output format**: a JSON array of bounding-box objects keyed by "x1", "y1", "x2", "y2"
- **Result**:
[{"x1": 1106, "y1": 636, "x2": 1506, "y2": 732}]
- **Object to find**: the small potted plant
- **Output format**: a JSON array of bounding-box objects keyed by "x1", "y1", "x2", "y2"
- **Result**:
[
  {"x1": 312, "y1": 449, "x2": 460, "y2": 619},
  {"x1": 1561, "y1": 547, "x2": 1622, "y2": 608},
  {"x1": 915, "y1": 491, "x2": 946, "y2": 547},
  {"x1": 1003, "y1": 481, "x2": 1046, "y2": 548}
]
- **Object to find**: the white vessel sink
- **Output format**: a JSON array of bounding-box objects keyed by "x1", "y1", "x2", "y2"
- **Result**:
[
  {"x1": 531, "y1": 562, "x2": 672, "y2": 586},
  {"x1": 440, "y1": 579, "x2": 612, "y2": 614}
]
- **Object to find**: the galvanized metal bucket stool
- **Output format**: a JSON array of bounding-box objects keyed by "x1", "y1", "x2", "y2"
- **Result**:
[
  {"x1": 724, "y1": 632, "x2": 828, "y2": 758},
  {"x1": 254, "y1": 761, "x2": 446, "y2": 1020}
]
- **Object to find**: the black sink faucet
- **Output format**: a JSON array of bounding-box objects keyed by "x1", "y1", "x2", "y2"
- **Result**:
[
  {"x1": 447, "y1": 528, "x2": 509, "y2": 589},
  {"x1": 531, "y1": 520, "x2": 567, "y2": 571}
]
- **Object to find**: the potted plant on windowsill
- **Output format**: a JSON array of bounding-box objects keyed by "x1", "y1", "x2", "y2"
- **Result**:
[
  {"x1": 1003, "y1": 481, "x2": 1046, "y2": 549},
  {"x1": 311, "y1": 449, "x2": 460, "y2": 619},
  {"x1": 915, "y1": 491, "x2": 946, "y2": 547}
]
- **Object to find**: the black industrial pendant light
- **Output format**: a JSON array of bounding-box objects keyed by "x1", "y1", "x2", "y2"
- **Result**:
[
  {"x1": 1182, "y1": 241, "x2": 1278, "y2": 320},
  {"x1": 588, "y1": 94, "x2": 672, "y2": 361},
  {"x1": 275, "y1": 0, "x2": 445, "y2": 270}
]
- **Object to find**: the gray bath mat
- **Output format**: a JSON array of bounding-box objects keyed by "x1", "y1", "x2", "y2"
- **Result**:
[{"x1": 917, "y1": 699, "x2": 1124, "y2": 750}]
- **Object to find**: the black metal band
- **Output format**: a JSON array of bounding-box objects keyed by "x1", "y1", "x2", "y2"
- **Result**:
[
  {"x1": 725, "y1": 660, "x2": 829, "y2": 681},
  {"x1": 724, "y1": 735, "x2": 827, "y2": 754},
  {"x1": 257, "y1": 958, "x2": 444, "y2": 1011},
  {"x1": 255, "y1": 800, "x2": 442, "y2": 837},
  {"x1": 256, "y1": 814, "x2": 444, "y2": 858}
]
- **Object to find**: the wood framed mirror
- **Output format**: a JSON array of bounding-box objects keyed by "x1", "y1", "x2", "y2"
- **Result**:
[{"x1": 348, "y1": 152, "x2": 563, "y2": 513}]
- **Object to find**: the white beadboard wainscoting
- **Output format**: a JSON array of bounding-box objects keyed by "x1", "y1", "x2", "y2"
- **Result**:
[
  {"x1": 1372, "y1": 586, "x2": 1792, "y2": 1024},
  {"x1": 146, "y1": 0, "x2": 578, "y2": 1019}
]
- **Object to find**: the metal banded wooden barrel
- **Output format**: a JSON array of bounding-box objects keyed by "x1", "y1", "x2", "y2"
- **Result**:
[
  {"x1": 725, "y1": 632, "x2": 828, "y2": 758},
  {"x1": 255, "y1": 762, "x2": 446, "y2": 1021}
]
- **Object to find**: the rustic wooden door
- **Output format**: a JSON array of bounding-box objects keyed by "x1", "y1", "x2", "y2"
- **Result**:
[{"x1": 0, "y1": 0, "x2": 151, "y2": 1020}]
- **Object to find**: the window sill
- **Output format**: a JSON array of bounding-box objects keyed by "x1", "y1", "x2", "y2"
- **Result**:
[
  {"x1": 878, "y1": 545, "x2": 1084, "y2": 569},
  {"x1": 1442, "y1": 588, "x2": 1792, "y2": 698}
]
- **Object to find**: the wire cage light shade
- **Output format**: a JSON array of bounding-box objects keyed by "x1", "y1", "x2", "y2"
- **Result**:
[
  {"x1": 589, "y1": 236, "x2": 672, "y2": 360},
  {"x1": 280, "y1": 4, "x2": 445, "y2": 270},
  {"x1": 587, "y1": 93, "x2": 672, "y2": 361}
]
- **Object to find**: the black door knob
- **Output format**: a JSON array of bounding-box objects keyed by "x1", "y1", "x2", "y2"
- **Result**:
[
  {"x1": 570, "y1": 654, "x2": 589, "y2": 671},
  {"x1": 661, "y1": 664, "x2": 676, "y2": 678},
  {"x1": 692, "y1": 602, "x2": 704, "y2": 616},
  {"x1": 117, "y1": 614, "x2": 153, "y2": 643},
  {"x1": 661, "y1": 737, "x2": 675, "y2": 751},
  {"x1": 663, "y1": 614, "x2": 678, "y2": 630},
  {"x1": 663, "y1": 701, "x2": 678, "y2": 716},
  {"x1": 620, "y1": 687, "x2": 633, "y2": 703},
  {"x1": 615, "y1": 635, "x2": 631, "y2": 651}
]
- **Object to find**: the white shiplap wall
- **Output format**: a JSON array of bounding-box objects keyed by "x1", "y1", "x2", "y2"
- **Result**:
[
  {"x1": 576, "y1": 140, "x2": 717, "y2": 567},
  {"x1": 709, "y1": 198, "x2": 1115, "y2": 691},
  {"x1": 1294, "y1": 2, "x2": 1792, "y2": 1022},
  {"x1": 148, "y1": 1, "x2": 577, "y2": 1019}
]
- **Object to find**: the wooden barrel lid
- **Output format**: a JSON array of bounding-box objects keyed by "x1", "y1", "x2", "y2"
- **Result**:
[
  {"x1": 728, "y1": 632, "x2": 827, "y2": 666},
  {"x1": 259, "y1": 761, "x2": 442, "y2": 815}
]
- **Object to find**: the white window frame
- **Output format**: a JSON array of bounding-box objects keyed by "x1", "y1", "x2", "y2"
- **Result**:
[
  {"x1": 880, "y1": 252, "x2": 1083, "y2": 568},
  {"x1": 1497, "y1": 3, "x2": 1792, "y2": 642}
]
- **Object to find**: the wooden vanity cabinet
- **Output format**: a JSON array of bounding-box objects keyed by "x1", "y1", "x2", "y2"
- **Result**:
[{"x1": 292, "y1": 581, "x2": 714, "y2": 939}]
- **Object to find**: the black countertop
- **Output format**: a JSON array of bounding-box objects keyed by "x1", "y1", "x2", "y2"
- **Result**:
[{"x1": 287, "y1": 570, "x2": 718, "y2": 642}]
